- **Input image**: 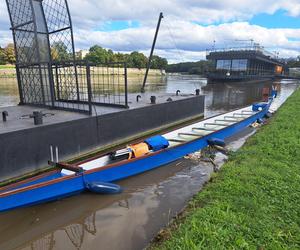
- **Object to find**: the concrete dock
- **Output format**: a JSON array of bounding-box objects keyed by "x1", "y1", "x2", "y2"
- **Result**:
[{"x1": 0, "y1": 93, "x2": 205, "y2": 182}]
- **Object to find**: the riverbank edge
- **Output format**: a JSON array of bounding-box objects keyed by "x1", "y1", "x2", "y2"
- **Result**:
[
  {"x1": 149, "y1": 89, "x2": 300, "y2": 249},
  {"x1": 0, "y1": 66, "x2": 165, "y2": 78}
]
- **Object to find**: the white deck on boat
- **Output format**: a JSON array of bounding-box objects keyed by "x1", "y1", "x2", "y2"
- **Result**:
[
  {"x1": 163, "y1": 105, "x2": 258, "y2": 147},
  {"x1": 61, "y1": 105, "x2": 260, "y2": 175}
]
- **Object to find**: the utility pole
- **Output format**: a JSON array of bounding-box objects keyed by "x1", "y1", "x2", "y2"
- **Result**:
[{"x1": 141, "y1": 12, "x2": 164, "y2": 93}]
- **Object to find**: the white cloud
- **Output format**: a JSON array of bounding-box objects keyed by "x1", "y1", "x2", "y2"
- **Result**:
[
  {"x1": 0, "y1": 0, "x2": 300, "y2": 61},
  {"x1": 67, "y1": 0, "x2": 300, "y2": 27},
  {"x1": 74, "y1": 20, "x2": 300, "y2": 61}
]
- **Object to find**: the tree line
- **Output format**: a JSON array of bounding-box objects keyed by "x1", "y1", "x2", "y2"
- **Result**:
[
  {"x1": 166, "y1": 60, "x2": 214, "y2": 75},
  {"x1": 83, "y1": 45, "x2": 168, "y2": 70},
  {"x1": 0, "y1": 43, "x2": 168, "y2": 70}
]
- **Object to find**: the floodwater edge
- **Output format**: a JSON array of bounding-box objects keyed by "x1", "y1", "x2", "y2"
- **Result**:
[{"x1": 148, "y1": 88, "x2": 300, "y2": 249}]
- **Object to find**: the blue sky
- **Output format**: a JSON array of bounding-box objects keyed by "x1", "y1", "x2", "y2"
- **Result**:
[
  {"x1": 104, "y1": 9, "x2": 300, "y2": 31},
  {"x1": 192, "y1": 9, "x2": 300, "y2": 29},
  {"x1": 97, "y1": 21, "x2": 140, "y2": 32},
  {"x1": 250, "y1": 10, "x2": 300, "y2": 29}
]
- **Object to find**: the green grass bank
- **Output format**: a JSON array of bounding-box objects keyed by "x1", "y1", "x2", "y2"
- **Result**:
[
  {"x1": 0, "y1": 65, "x2": 16, "y2": 78},
  {"x1": 152, "y1": 89, "x2": 300, "y2": 249},
  {"x1": 0, "y1": 65, "x2": 15, "y2": 70}
]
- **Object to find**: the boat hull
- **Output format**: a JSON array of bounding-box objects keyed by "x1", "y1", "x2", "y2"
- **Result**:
[
  {"x1": 0, "y1": 105, "x2": 270, "y2": 212},
  {"x1": 84, "y1": 105, "x2": 269, "y2": 183}
]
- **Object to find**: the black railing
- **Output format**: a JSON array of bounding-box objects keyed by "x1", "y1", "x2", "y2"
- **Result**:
[
  {"x1": 88, "y1": 62, "x2": 128, "y2": 108},
  {"x1": 53, "y1": 61, "x2": 128, "y2": 110},
  {"x1": 17, "y1": 60, "x2": 128, "y2": 114},
  {"x1": 52, "y1": 61, "x2": 92, "y2": 114}
]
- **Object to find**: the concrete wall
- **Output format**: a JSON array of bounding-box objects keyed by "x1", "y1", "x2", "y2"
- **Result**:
[{"x1": 0, "y1": 96, "x2": 204, "y2": 182}]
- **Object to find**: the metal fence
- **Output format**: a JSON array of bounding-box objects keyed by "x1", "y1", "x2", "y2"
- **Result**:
[
  {"x1": 53, "y1": 61, "x2": 128, "y2": 113},
  {"x1": 18, "y1": 63, "x2": 53, "y2": 106},
  {"x1": 52, "y1": 61, "x2": 92, "y2": 113},
  {"x1": 5, "y1": 0, "x2": 128, "y2": 114},
  {"x1": 16, "y1": 61, "x2": 128, "y2": 114},
  {"x1": 89, "y1": 62, "x2": 128, "y2": 108}
]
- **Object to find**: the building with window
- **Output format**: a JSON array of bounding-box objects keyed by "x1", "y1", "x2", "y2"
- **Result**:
[{"x1": 206, "y1": 45, "x2": 284, "y2": 83}]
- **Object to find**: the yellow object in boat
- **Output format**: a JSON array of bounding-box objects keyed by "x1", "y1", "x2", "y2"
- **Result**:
[{"x1": 128, "y1": 143, "x2": 150, "y2": 159}]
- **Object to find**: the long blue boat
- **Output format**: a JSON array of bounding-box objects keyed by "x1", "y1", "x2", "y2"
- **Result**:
[{"x1": 0, "y1": 97, "x2": 275, "y2": 212}]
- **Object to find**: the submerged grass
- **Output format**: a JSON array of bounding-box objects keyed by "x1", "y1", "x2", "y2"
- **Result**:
[{"x1": 153, "y1": 89, "x2": 300, "y2": 249}]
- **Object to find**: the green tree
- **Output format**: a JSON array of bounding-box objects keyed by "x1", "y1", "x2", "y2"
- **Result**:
[
  {"x1": 4, "y1": 44, "x2": 16, "y2": 64},
  {"x1": 84, "y1": 45, "x2": 168, "y2": 69},
  {"x1": 113, "y1": 52, "x2": 126, "y2": 62},
  {"x1": 150, "y1": 55, "x2": 168, "y2": 69},
  {"x1": 107, "y1": 49, "x2": 114, "y2": 62},
  {"x1": 85, "y1": 45, "x2": 111, "y2": 64},
  {"x1": 51, "y1": 42, "x2": 71, "y2": 61},
  {"x1": 166, "y1": 60, "x2": 214, "y2": 75},
  {"x1": 127, "y1": 51, "x2": 147, "y2": 69},
  {"x1": 0, "y1": 47, "x2": 5, "y2": 65}
]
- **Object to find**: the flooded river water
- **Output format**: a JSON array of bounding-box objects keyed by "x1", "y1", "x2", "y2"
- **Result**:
[{"x1": 0, "y1": 75, "x2": 299, "y2": 250}]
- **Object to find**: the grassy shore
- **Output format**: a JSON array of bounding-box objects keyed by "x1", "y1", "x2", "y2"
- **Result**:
[
  {"x1": 0, "y1": 66, "x2": 163, "y2": 79},
  {"x1": 0, "y1": 65, "x2": 16, "y2": 78},
  {"x1": 0, "y1": 65, "x2": 163, "y2": 74},
  {"x1": 152, "y1": 89, "x2": 300, "y2": 249},
  {"x1": 0, "y1": 64, "x2": 15, "y2": 70}
]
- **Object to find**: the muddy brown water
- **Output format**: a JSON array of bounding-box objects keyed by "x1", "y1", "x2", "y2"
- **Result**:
[
  {"x1": 0, "y1": 76, "x2": 299, "y2": 250},
  {"x1": 0, "y1": 159, "x2": 213, "y2": 250}
]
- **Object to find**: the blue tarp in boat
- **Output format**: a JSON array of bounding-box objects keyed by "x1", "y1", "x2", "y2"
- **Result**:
[{"x1": 144, "y1": 135, "x2": 169, "y2": 151}]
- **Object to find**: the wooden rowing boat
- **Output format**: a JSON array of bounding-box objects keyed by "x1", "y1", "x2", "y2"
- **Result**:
[{"x1": 0, "y1": 97, "x2": 274, "y2": 212}]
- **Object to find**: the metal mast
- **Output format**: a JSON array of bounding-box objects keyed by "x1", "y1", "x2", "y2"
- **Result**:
[{"x1": 141, "y1": 12, "x2": 164, "y2": 93}]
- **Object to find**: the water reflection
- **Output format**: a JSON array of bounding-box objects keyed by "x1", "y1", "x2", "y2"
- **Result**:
[
  {"x1": 0, "y1": 160, "x2": 212, "y2": 250},
  {"x1": 30, "y1": 234, "x2": 55, "y2": 250},
  {"x1": 0, "y1": 191, "x2": 131, "y2": 250},
  {"x1": 203, "y1": 82, "x2": 276, "y2": 116},
  {"x1": 20, "y1": 212, "x2": 97, "y2": 250},
  {"x1": 0, "y1": 77, "x2": 19, "y2": 107}
]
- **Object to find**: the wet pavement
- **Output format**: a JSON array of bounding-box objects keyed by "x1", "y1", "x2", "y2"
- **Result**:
[{"x1": 0, "y1": 76, "x2": 299, "y2": 250}]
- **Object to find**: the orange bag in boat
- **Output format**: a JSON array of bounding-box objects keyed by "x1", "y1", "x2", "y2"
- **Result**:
[{"x1": 128, "y1": 143, "x2": 150, "y2": 158}]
